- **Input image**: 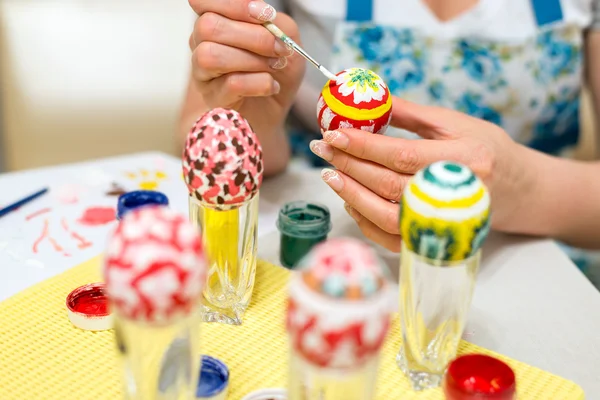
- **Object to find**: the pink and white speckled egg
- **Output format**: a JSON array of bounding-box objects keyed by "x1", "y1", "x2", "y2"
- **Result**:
[
  {"x1": 103, "y1": 206, "x2": 206, "y2": 325},
  {"x1": 182, "y1": 108, "x2": 264, "y2": 210}
]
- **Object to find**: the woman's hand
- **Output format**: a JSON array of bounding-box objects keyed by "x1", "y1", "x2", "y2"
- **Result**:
[
  {"x1": 184, "y1": 0, "x2": 305, "y2": 176},
  {"x1": 310, "y1": 97, "x2": 536, "y2": 252},
  {"x1": 188, "y1": 0, "x2": 305, "y2": 131}
]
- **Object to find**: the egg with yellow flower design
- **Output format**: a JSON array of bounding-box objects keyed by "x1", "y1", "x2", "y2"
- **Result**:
[{"x1": 317, "y1": 68, "x2": 392, "y2": 134}]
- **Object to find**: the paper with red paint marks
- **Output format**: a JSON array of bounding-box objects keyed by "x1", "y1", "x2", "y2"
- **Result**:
[
  {"x1": 0, "y1": 154, "x2": 183, "y2": 302},
  {"x1": 0, "y1": 153, "x2": 281, "y2": 303},
  {"x1": 77, "y1": 207, "x2": 116, "y2": 226}
]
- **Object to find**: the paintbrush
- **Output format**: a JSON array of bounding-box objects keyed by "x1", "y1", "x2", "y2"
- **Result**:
[
  {"x1": 263, "y1": 21, "x2": 337, "y2": 81},
  {"x1": 0, "y1": 187, "x2": 49, "y2": 218}
]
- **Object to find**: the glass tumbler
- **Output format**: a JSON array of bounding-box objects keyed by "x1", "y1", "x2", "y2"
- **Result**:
[
  {"x1": 397, "y1": 241, "x2": 481, "y2": 391},
  {"x1": 188, "y1": 195, "x2": 259, "y2": 325}
]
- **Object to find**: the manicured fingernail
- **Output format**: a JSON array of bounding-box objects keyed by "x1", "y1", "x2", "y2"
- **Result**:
[
  {"x1": 323, "y1": 130, "x2": 349, "y2": 149},
  {"x1": 309, "y1": 140, "x2": 333, "y2": 161},
  {"x1": 248, "y1": 1, "x2": 276, "y2": 21},
  {"x1": 321, "y1": 168, "x2": 343, "y2": 192},
  {"x1": 274, "y1": 40, "x2": 294, "y2": 56},
  {"x1": 344, "y1": 203, "x2": 360, "y2": 221},
  {"x1": 269, "y1": 57, "x2": 288, "y2": 70},
  {"x1": 273, "y1": 80, "x2": 281, "y2": 94}
]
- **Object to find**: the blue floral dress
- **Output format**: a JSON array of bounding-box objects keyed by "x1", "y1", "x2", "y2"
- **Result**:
[{"x1": 333, "y1": 6, "x2": 583, "y2": 156}]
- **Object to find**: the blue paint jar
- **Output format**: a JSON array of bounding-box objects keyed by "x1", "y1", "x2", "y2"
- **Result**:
[
  {"x1": 276, "y1": 201, "x2": 332, "y2": 269},
  {"x1": 116, "y1": 190, "x2": 169, "y2": 220},
  {"x1": 196, "y1": 355, "x2": 230, "y2": 400}
]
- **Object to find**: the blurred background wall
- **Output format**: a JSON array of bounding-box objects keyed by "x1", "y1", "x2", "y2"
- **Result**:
[
  {"x1": 0, "y1": 0, "x2": 195, "y2": 172},
  {"x1": 0, "y1": 1, "x2": 596, "y2": 173}
]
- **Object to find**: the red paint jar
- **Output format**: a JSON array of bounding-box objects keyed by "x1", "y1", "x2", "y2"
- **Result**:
[
  {"x1": 66, "y1": 283, "x2": 113, "y2": 331},
  {"x1": 444, "y1": 354, "x2": 516, "y2": 400}
]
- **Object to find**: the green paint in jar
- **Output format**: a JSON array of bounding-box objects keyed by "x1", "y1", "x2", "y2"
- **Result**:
[{"x1": 276, "y1": 201, "x2": 332, "y2": 269}]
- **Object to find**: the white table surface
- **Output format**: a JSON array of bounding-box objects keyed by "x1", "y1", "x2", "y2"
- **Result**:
[{"x1": 0, "y1": 152, "x2": 599, "y2": 396}]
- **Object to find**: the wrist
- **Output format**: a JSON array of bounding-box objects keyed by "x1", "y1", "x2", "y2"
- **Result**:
[
  {"x1": 517, "y1": 147, "x2": 559, "y2": 236},
  {"x1": 490, "y1": 143, "x2": 539, "y2": 234},
  {"x1": 491, "y1": 143, "x2": 561, "y2": 237},
  {"x1": 539, "y1": 157, "x2": 600, "y2": 247},
  {"x1": 501, "y1": 145, "x2": 597, "y2": 242}
]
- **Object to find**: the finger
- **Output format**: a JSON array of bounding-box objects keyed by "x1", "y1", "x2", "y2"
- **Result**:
[
  {"x1": 321, "y1": 168, "x2": 400, "y2": 235},
  {"x1": 192, "y1": 41, "x2": 287, "y2": 82},
  {"x1": 193, "y1": 13, "x2": 294, "y2": 58},
  {"x1": 344, "y1": 203, "x2": 401, "y2": 253},
  {"x1": 189, "y1": 0, "x2": 277, "y2": 24},
  {"x1": 199, "y1": 72, "x2": 280, "y2": 108},
  {"x1": 390, "y1": 97, "x2": 493, "y2": 139},
  {"x1": 310, "y1": 140, "x2": 410, "y2": 202},
  {"x1": 322, "y1": 129, "x2": 461, "y2": 174},
  {"x1": 189, "y1": 32, "x2": 196, "y2": 51}
]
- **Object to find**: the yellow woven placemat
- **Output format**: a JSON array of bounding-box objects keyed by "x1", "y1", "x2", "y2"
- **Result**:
[{"x1": 0, "y1": 257, "x2": 584, "y2": 399}]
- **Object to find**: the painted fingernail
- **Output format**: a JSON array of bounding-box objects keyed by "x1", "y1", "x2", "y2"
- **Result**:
[
  {"x1": 321, "y1": 168, "x2": 343, "y2": 192},
  {"x1": 344, "y1": 203, "x2": 360, "y2": 221},
  {"x1": 309, "y1": 140, "x2": 333, "y2": 161},
  {"x1": 323, "y1": 130, "x2": 349, "y2": 149},
  {"x1": 274, "y1": 40, "x2": 294, "y2": 56},
  {"x1": 273, "y1": 80, "x2": 281, "y2": 94},
  {"x1": 269, "y1": 57, "x2": 288, "y2": 70},
  {"x1": 248, "y1": 1, "x2": 277, "y2": 21}
]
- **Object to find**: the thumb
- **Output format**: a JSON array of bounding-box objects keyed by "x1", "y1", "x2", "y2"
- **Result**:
[{"x1": 390, "y1": 97, "x2": 465, "y2": 140}]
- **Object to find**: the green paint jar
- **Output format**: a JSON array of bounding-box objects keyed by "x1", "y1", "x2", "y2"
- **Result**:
[{"x1": 276, "y1": 201, "x2": 332, "y2": 269}]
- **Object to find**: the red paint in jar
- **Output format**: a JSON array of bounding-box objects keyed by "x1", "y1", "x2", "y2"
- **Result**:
[
  {"x1": 444, "y1": 354, "x2": 516, "y2": 400},
  {"x1": 66, "y1": 283, "x2": 109, "y2": 317}
]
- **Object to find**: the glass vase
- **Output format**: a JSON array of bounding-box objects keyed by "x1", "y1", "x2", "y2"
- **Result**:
[
  {"x1": 188, "y1": 195, "x2": 259, "y2": 325},
  {"x1": 114, "y1": 312, "x2": 201, "y2": 400},
  {"x1": 397, "y1": 241, "x2": 481, "y2": 391},
  {"x1": 288, "y1": 351, "x2": 380, "y2": 400}
]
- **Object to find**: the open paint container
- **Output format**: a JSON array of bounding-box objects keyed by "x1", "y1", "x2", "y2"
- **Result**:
[
  {"x1": 276, "y1": 201, "x2": 331, "y2": 269},
  {"x1": 116, "y1": 190, "x2": 169, "y2": 220},
  {"x1": 66, "y1": 283, "x2": 112, "y2": 331},
  {"x1": 197, "y1": 355, "x2": 230, "y2": 400},
  {"x1": 444, "y1": 354, "x2": 516, "y2": 400}
]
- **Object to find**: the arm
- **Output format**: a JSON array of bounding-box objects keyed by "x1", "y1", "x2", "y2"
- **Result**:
[
  {"x1": 524, "y1": 5, "x2": 600, "y2": 246},
  {"x1": 506, "y1": 146, "x2": 600, "y2": 249},
  {"x1": 461, "y1": 17, "x2": 600, "y2": 248},
  {"x1": 506, "y1": 6, "x2": 600, "y2": 245}
]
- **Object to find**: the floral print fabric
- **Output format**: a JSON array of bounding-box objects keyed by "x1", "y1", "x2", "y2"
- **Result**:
[{"x1": 333, "y1": 23, "x2": 583, "y2": 156}]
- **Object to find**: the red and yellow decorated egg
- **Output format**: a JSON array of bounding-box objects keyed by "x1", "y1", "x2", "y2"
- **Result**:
[{"x1": 317, "y1": 68, "x2": 392, "y2": 134}]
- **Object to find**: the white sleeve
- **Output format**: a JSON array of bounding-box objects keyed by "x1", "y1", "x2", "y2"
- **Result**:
[{"x1": 592, "y1": 0, "x2": 600, "y2": 30}]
